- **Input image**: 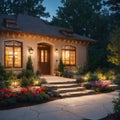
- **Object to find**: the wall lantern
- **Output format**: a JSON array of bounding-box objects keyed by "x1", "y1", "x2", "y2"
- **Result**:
[
  {"x1": 28, "y1": 47, "x2": 34, "y2": 54},
  {"x1": 55, "y1": 48, "x2": 58, "y2": 53}
]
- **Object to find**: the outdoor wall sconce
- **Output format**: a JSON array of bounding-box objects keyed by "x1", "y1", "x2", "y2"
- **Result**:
[
  {"x1": 28, "y1": 47, "x2": 34, "y2": 54},
  {"x1": 55, "y1": 48, "x2": 58, "y2": 53}
]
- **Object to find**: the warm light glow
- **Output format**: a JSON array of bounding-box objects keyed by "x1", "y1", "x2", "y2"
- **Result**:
[
  {"x1": 29, "y1": 47, "x2": 33, "y2": 54},
  {"x1": 34, "y1": 80, "x2": 39, "y2": 85},
  {"x1": 12, "y1": 80, "x2": 19, "y2": 88}
]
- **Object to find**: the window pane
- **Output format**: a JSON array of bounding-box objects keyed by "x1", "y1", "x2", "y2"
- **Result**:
[
  {"x1": 5, "y1": 41, "x2": 22, "y2": 68},
  {"x1": 45, "y1": 50, "x2": 48, "y2": 62},
  {"x1": 5, "y1": 47, "x2": 13, "y2": 67},
  {"x1": 41, "y1": 50, "x2": 44, "y2": 62},
  {"x1": 14, "y1": 47, "x2": 21, "y2": 67},
  {"x1": 62, "y1": 46, "x2": 76, "y2": 65}
]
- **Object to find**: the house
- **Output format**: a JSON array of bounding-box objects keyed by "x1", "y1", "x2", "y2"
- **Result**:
[{"x1": 0, "y1": 14, "x2": 96, "y2": 75}]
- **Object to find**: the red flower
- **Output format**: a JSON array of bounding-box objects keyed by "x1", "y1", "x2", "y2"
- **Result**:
[
  {"x1": 41, "y1": 87, "x2": 46, "y2": 91},
  {"x1": 11, "y1": 93, "x2": 17, "y2": 97},
  {"x1": 21, "y1": 88, "x2": 27, "y2": 94},
  {"x1": 27, "y1": 86, "x2": 32, "y2": 90},
  {"x1": 35, "y1": 88, "x2": 42, "y2": 93},
  {"x1": 4, "y1": 88, "x2": 13, "y2": 93},
  {"x1": 4, "y1": 94, "x2": 10, "y2": 99},
  {"x1": 0, "y1": 89, "x2": 4, "y2": 94},
  {"x1": 32, "y1": 93, "x2": 37, "y2": 97}
]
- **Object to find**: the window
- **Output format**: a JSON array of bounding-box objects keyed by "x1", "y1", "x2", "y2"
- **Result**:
[
  {"x1": 62, "y1": 46, "x2": 76, "y2": 66},
  {"x1": 5, "y1": 40, "x2": 22, "y2": 68},
  {"x1": 3, "y1": 18, "x2": 19, "y2": 29}
]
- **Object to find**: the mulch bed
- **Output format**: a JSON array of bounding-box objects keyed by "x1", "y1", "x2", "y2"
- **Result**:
[
  {"x1": 0, "y1": 96, "x2": 61, "y2": 110},
  {"x1": 99, "y1": 113, "x2": 120, "y2": 120}
]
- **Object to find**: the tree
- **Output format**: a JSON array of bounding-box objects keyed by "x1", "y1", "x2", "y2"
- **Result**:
[
  {"x1": 51, "y1": 0, "x2": 103, "y2": 36},
  {"x1": 0, "y1": 0, "x2": 50, "y2": 19},
  {"x1": 105, "y1": 0, "x2": 120, "y2": 27},
  {"x1": 51, "y1": 0, "x2": 111, "y2": 71},
  {"x1": 26, "y1": 56, "x2": 34, "y2": 72},
  {"x1": 107, "y1": 27, "x2": 120, "y2": 66}
]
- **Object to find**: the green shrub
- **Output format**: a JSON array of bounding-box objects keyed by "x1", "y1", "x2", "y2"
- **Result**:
[
  {"x1": 58, "y1": 58, "x2": 64, "y2": 74},
  {"x1": 84, "y1": 83, "x2": 92, "y2": 89},
  {"x1": 36, "y1": 70, "x2": 41, "y2": 77},
  {"x1": 63, "y1": 70, "x2": 73, "y2": 78},
  {"x1": 40, "y1": 92, "x2": 49, "y2": 100},
  {"x1": 41, "y1": 78, "x2": 47, "y2": 84},
  {"x1": 26, "y1": 93, "x2": 35, "y2": 103},
  {"x1": 113, "y1": 93, "x2": 120, "y2": 114},
  {"x1": 114, "y1": 74, "x2": 120, "y2": 86},
  {"x1": 36, "y1": 94, "x2": 44, "y2": 103},
  {"x1": 0, "y1": 97, "x2": 17, "y2": 107},
  {"x1": 18, "y1": 69, "x2": 34, "y2": 78},
  {"x1": 26, "y1": 56, "x2": 34, "y2": 72},
  {"x1": 76, "y1": 77, "x2": 84, "y2": 83},
  {"x1": 88, "y1": 73, "x2": 99, "y2": 82},
  {"x1": 20, "y1": 77, "x2": 32, "y2": 87}
]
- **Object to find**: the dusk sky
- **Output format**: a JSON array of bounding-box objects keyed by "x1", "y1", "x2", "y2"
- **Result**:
[{"x1": 43, "y1": 0, "x2": 62, "y2": 21}]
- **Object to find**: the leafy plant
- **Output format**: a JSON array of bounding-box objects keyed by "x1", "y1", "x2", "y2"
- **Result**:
[
  {"x1": 36, "y1": 70, "x2": 41, "y2": 77},
  {"x1": 57, "y1": 58, "x2": 64, "y2": 74},
  {"x1": 63, "y1": 69, "x2": 73, "y2": 78},
  {"x1": 20, "y1": 77, "x2": 32, "y2": 87},
  {"x1": 113, "y1": 93, "x2": 120, "y2": 114},
  {"x1": 84, "y1": 83, "x2": 92, "y2": 89},
  {"x1": 87, "y1": 73, "x2": 99, "y2": 82},
  {"x1": 113, "y1": 74, "x2": 120, "y2": 86},
  {"x1": 76, "y1": 77, "x2": 84, "y2": 84}
]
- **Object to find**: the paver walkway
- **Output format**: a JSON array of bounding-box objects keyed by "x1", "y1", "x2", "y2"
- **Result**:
[{"x1": 0, "y1": 91, "x2": 119, "y2": 120}]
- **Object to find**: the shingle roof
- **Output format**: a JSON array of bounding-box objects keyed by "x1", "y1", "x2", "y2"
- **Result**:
[{"x1": 0, "y1": 14, "x2": 96, "y2": 42}]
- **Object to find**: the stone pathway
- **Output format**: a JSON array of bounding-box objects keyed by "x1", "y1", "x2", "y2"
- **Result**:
[
  {"x1": 42, "y1": 76, "x2": 95, "y2": 98},
  {"x1": 0, "y1": 91, "x2": 119, "y2": 120}
]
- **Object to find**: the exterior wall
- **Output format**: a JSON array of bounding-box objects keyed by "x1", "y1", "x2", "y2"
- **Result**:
[{"x1": 0, "y1": 33, "x2": 88, "y2": 75}]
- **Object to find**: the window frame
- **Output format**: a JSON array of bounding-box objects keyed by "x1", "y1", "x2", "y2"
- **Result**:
[
  {"x1": 62, "y1": 45, "x2": 76, "y2": 66},
  {"x1": 4, "y1": 40, "x2": 23, "y2": 68}
]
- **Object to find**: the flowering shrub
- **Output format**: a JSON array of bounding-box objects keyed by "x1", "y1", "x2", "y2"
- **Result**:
[
  {"x1": 90, "y1": 81, "x2": 112, "y2": 92},
  {"x1": 0, "y1": 87, "x2": 49, "y2": 107}
]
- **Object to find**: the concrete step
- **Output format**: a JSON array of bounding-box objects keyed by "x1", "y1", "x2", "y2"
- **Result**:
[
  {"x1": 109, "y1": 84, "x2": 120, "y2": 90},
  {"x1": 55, "y1": 87, "x2": 85, "y2": 93},
  {"x1": 44, "y1": 83, "x2": 79, "y2": 88},
  {"x1": 41, "y1": 76, "x2": 76, "y2": 84},
  {"x1": 48, "y1": 81, "x2": 76, "y2": 84},
  {"x1": 60, "y1": 90, "x2": 95, "y2": 98}
]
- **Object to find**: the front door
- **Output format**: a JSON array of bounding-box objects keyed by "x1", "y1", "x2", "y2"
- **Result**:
[{"x1": 38, "y1": 44, "x2": 51, "y2": 75}]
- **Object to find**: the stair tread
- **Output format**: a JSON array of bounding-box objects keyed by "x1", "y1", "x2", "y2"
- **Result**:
[
  {"x1": 55, "y1": 87, "x2": 84, "y2": 91},
  {"x1": 60, "y1": 90, "x2": 95, "y2": 96},
  {"x1": 44, "y1": 83, "x2": 79, "y2": 87}
]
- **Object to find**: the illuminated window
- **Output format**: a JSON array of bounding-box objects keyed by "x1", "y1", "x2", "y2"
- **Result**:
[
  {"x1": 62, "y1": 46, "x2": 76, "y2": 66},
  {"x1": 5, "y1": 40, "x2": 22, "y2": 68}
]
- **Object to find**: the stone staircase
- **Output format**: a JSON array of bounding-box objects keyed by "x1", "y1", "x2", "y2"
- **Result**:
[{"x1": 41, "y1": 76, "x2": 95, "y2": 98}]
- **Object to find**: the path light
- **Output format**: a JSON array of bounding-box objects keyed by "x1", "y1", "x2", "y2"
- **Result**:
[
  {"x1": 12, "y1": 80, "x2": 19, "y2": 88},
  {"x1": 28, "y1": 47, "x2": 34, "y2": 54}
]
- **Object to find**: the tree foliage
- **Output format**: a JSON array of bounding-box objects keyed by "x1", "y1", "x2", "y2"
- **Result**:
[
  {"x1": 0, "y1": 0, "x2": 50, "y2": 18},
  {"x1": 107, "y1": 27, "x2": 120, "y2": 66},
  {"x1": 51, "y1": 0, "x2": 111, "y2": 71}
]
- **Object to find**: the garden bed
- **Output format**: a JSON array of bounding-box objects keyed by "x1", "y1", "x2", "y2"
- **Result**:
[{"x1": 0, "y1": 87, "x2": 61, "y2": 110}]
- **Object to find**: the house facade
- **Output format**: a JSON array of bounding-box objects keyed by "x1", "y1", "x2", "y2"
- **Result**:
[{"x1": 0, "y1": 14, "x2": 95, "y2": 75}]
